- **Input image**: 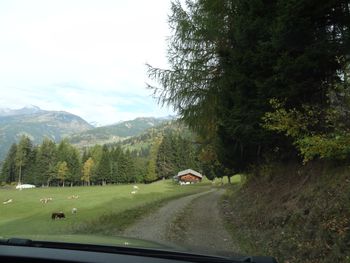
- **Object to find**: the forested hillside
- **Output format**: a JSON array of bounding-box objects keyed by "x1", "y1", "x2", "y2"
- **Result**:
[
  {"x1": 115, "y1": 120, "x2": 201, "y2": 182},
  {"x1": 147, "y1": 0, "x2": 350, "y2": 262},
  {"x1": 0, "y1": 120, "x2": 203, "y2": 186},
  {"x1": 69, "y1": 117, "x2": 172, "y2": 147}
]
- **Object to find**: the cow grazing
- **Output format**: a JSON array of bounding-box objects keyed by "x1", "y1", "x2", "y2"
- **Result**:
[
  {"x1": 71, "y1": 208, "x2": 77, "y2": 214},
  {"x1": 40, "y1": 197, "x2": 53, "y2": 204},
  {"x1": 3, "y1": 199, "x2": 12, "y2": 205},
  {"x1": 131, "y1": 191, "x2": 137, "y2": 194},
  {"x1": 51, "y1": 212, "x2": 65, "y2": 220},
  {"x1": 133, "y1": 185, "x2": 139, "y2": 190}
]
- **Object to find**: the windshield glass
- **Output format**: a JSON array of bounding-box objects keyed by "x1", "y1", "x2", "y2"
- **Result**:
[{"x1": 0, "y1": 1, "x2": 349, "y2": 263}]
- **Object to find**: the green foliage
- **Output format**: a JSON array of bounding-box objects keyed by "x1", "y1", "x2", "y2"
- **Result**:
[
  {"x1": 15, "y1": 135, "x2": 33, "y2": 184},
  {"x1": 264, "y1": 96, "x2": 350, "y2": 162},
  {"x1": 148, "y1": 0, "x2": 350, "y2": 174},
  {"x1": 96, "y1": 145, "x2": 111, "y2": 185},
  {"x1": 0, "y1": 144, "x2": 17, "y2": 183},
  {"x1": 156, "y1": 132, "x2": 201, "y2": 179},
  {"x1": 82, "y1": 157, "x2": 94, "y2": 185},
  {"x1": 35, "y1": 138, "x2": 57, "y2": 186},
  {"x1": 57, "y1": 140, "x2": 81, "y2": 185},
  {"x1": 145, "y1": 137, "x2": 162, "y2": 183},
  {"x1": 296, "y1": 134, "x2": 350, "y2": 162},
  {"x1": 0, "y1": 119, "x2": 207, "y2": 185},
  {"x1": 56, "y1": 161, "x2": 69, "y2": 187}
]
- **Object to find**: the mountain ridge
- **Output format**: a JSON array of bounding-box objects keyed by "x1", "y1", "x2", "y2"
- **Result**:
[
  {"x1": 0, "y1": 106, "x2": 93, "y2": 161},
  {"x1": 68, "y1": 116, "x2": 174, "y2": 147},
  {"x1": 0, "y1": 106, "x2": 175, "y2": 162}
]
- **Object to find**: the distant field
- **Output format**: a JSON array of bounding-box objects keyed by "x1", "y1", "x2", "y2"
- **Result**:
[{"x1": 0, "y1": 180, "x2": 210, "y2": 240}]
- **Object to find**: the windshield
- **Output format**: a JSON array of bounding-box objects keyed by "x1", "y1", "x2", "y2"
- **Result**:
[{"x1": 0, "y1": 1, "x2": 349, "y2": 263}]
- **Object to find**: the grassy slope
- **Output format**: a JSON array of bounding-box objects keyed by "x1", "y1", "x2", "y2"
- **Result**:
[
  {"x1": 221, "y1": 163, "x2": 350, "y2": 263},
  {"x1": 0, "y1": 181, "x2": 210, "y2": 239},
  {"x1": 68, "y1": 118, "x2": 169, "y2": 147},
  {"x1": 117, "y1": 120, "x2": 194, "y2": 153}
]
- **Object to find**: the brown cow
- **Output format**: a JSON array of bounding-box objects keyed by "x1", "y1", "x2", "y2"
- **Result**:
[{"x1": 51, "y1": 212, "x2": 65, "y2": 220}]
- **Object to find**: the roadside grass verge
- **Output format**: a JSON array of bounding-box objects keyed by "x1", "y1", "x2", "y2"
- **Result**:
[{"x1": 220, "y1": 163, "x2": 350, "y2": 263}]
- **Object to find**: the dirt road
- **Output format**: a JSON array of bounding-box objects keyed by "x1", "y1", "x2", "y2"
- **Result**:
[{"x1": 122, "y1": 188, "x2": 239, "y2": 256}]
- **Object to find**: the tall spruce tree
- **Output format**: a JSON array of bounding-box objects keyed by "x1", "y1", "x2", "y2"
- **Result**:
[
  {"x1": 0, "y1": 143, "x2": 17, "y2": 183},
  {"x1": 97, "y1": 145, "x2": 111, "y2": 185},
  {"x1": 57, "y1": 139, "x2": 81, "y2": 186},
  {"x1": 15, "y1": 135, "x2": 33, "y2": 184},
  {"x1": 148, "y1": 0, "x2": 350, "y2": 173},
  {"x1": 35, "y1": 138, "x2": 57, "y2": 186}
]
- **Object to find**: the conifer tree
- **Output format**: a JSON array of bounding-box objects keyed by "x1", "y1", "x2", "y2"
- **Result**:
[
  {"x1": 0, "y1": 143, "x2": 17, "y2": 183},
  {"x1": 15, "y1": 135, "x2": 33, "y2": 184}
]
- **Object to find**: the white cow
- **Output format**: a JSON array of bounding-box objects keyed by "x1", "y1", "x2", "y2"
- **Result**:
[
  {"x1": 40, "y1": 197, "x2": 53, "y2": 203},
  {"x1": 133, "y1": 185, "x2": 139, "y2": 190},
  {"x1": 3, "y1": 199, "x2": 12, "y2": 205},
  {"x1": 72, "y1": 208, "x2": 78, "y2": 214}
]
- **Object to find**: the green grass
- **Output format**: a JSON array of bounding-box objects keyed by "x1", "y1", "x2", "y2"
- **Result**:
[
  {"x1": 0, "y1": 180, "x2": 210, "y2": 240},
  {"x1": 203, "y1": 174, "x2": 243, "y2": 185}
]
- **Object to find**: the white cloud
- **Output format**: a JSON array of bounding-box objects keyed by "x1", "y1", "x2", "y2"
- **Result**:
[{"x1": 0, "y1": 0, "x2": 173, "y2": 125}]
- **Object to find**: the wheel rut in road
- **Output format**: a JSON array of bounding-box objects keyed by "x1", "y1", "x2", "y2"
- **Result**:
[{"x1": 122, "y1": 188, "x2": 239, "y2": 256}]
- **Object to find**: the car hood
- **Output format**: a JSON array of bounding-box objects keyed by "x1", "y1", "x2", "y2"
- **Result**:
[{"x1": 0, "y1": 234, "x2": 173, "y2": 250}]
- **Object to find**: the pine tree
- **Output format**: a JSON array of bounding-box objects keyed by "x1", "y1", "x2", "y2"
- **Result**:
[
  {"x1": 97, "y1": 145, "x2": 111, "y2": 185},
  {"x1": 35, "y1": 138, "x2": 57, "y2": 186},
  {"x1": 0, "y1": 143, "x2": 17, "y2": 183},
  {"x1": 124, "y1": 150, "x2": 136, "y2": 183},
  {"x1": 23, "y1": 146, "x2": 38, "y2": 185},
  {"x1": 89, "y1": 145, "x2": 103, "y2": 184},
  {"x1": 15, "y1": 135, "x2": 33, "y2": 184},
  {"x1": 148, "y1": 0, "x2": 350, "y2": 173},
  {"x1": 145, "y1": 136, "x2": 162, "y2": 182},
  {"x1": 110, "y1": 146, "x2": 122, "y2": 183},
  {"x1": 57, "y1": 139, "x2": 81, "y2": 186}
]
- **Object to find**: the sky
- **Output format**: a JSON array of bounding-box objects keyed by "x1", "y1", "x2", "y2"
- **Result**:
[{"x1": 0, "y1": 0, "x2": 174, "y2": 126}]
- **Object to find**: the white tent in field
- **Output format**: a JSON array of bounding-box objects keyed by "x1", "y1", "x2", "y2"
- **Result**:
[{"x1": 16, "y1": 184, "x2": 36, "y2": 190}]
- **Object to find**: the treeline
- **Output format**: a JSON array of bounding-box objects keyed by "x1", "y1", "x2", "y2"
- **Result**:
[
  {"x1": 146, "y1": 132, "x2": 200, "y2": 182},
  {"x1": 0, "y1": 130, "x2": 202, "y2": 186},
  {"x1": 0, "y1": 136, "x2": 140, "y2": 186}
]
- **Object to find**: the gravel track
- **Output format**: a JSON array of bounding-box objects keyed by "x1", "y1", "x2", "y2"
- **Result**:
[{"x1": 122, "y1": 188, "x2": 238, "y2": 256}]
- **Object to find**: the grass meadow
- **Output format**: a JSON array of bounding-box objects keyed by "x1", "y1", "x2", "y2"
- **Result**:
[{"x1": 0, "y1": 180, "x2": 211, "y2": 246}]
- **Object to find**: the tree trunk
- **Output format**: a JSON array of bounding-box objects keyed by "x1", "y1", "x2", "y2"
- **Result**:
[
  {"x1": 18, "y1": 165, "x2": 22, "y2": 185},
  {"x1": 63, "y1": 181, "x2": 65, "y2": 187},
  {"x1": 227, "y1": 175, "x2": 231, "y2": 184}
]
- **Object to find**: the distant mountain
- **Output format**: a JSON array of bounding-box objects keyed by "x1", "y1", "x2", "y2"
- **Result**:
[
  {"x1": 0, "y1": 105, "x2": 42, "y2": 116},
  {"x1": 0, "y1": 106, "x2": 176, "y2": 162},
  {"x1": 0, "y1": 106, "x2": 93, "y2": 161},
  {"x1": 68, "y1": 116, "x2": 174, "y2": 147}
]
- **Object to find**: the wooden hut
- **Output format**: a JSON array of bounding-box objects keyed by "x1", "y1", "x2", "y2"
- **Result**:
[{"x1": 174, "y1": 169, "x2": 203, "y2": 184}]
